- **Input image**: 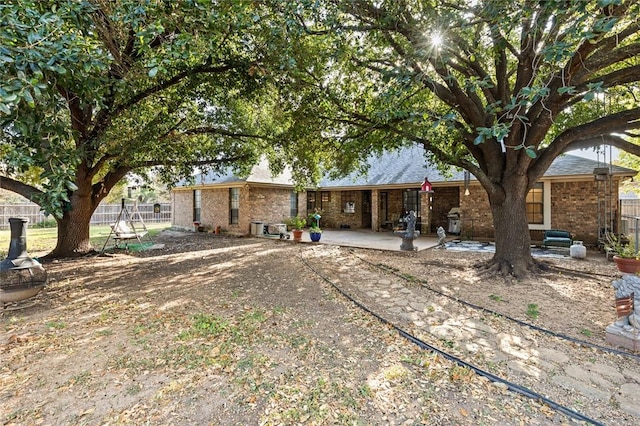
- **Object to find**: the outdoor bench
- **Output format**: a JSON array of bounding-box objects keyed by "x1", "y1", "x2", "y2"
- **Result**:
[{"x1": 542, "y1": 229, "x2": 572, "y2": 248}]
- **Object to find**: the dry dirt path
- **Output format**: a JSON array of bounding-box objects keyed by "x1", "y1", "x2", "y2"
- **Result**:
[
  {"x1": 304, "y1": 244, "x2": 640, "y2": 425},
  {"x1": 1, "y1": 231, "x2": 637, "y2": 425}
]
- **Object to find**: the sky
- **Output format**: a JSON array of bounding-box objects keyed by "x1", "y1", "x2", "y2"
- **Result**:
[{"x1": 568, "y1": 146, "x2": 619, "y2": 165}]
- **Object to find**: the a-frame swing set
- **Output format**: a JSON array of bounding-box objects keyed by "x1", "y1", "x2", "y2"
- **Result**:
[{"x1": 101, "y1": 198, "x2": 153, "y2": 252}]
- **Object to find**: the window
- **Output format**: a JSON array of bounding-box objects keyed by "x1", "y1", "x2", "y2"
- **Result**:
[
  {"x1": 526, "y1": 182, "x2": 544, "y2": 224},
  {"x1": 229, "y1": 188, "x2": 239, "y2": 225},
  {"x1": 290, "y1": 191, "x2": 298, "y2": 218},
  {"x1": 342, "y1": 191, "x2": 356, "y2": 213},
  {"x1": 193, "y1": 190, "x2": 201, "y2": 222},
  {"x1": 403, "y1": 189, "x2": 420, "y2": 217},
  {"x1": 307, "y1": 191, "x2": 317, "y2": 211}
]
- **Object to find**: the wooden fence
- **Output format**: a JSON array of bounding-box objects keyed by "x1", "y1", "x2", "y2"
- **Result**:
[
  {"x1": 0, "y1": 202, "x2": 171, "y2": 229},
  {"x1": 621, "y1": 199, "x2": 640, "y2": 237}
]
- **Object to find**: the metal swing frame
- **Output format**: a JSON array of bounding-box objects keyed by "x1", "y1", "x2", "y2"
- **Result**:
[{"x1": 101, "y1": 199, "x2": 153, "y2": 252}]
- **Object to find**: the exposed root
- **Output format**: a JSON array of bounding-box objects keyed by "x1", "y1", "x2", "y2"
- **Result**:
[
  {"x1": 474, "y1": 256, "x2": 550, "y2": 282},
  {"x1": 40, "y1": 249, "x2": 100, "y2": 262}
]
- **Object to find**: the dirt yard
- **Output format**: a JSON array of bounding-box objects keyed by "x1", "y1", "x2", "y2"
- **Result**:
[{"x1": 1, "y1": 230, "x2": 636, "y2": 425}]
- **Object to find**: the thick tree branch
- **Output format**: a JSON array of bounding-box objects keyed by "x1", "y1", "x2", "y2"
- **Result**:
[
  {"x1": 182, "y1": 127, "x2": 269, "y2": 140},
  {"x1": 530, "y1": 107, "x2": 640, "y2": 178},
  {"x1": 112, "y1": 62, "x2": 242, "y2": 116},
  {"x1": 132, "y1": 154, "x2": 253, "y2": 169},
  {"x1": 0, "y1": 176, "x2": 45, "y2": 204}
]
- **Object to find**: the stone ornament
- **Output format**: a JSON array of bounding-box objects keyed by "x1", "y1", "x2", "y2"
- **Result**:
[
  {"x1": 606, "y1": 274, "x2": 640, "y2": 351},
  {"x1": 394, "y1": 210, "x2": 420, "y2": 251}
]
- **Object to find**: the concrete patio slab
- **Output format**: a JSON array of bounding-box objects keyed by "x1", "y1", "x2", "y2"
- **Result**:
[{"x1": 294, "y1": 229, "x2": 441, "y2": 252}]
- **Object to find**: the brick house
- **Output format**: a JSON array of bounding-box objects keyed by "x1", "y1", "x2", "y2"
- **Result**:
[{"x1": 171, "y1": 145, "x2": 636, "y2": 245}]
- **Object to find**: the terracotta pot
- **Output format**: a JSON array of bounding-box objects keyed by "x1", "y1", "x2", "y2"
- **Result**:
[
  {"x1": 292, "y1": 229, "x2": 303, "y2": 242},
  {"x1": 613, "y1": 256, "x2": 640, "y2": 273}
]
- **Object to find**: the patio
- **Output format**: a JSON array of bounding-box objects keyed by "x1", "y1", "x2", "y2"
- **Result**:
[{"x1": 294, "y1": 229, "x2": 441, "y2": 252}]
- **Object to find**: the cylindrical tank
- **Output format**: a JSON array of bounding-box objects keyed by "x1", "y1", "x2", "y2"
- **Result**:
[{"x1": 570, "y1": 240, "x2": 587, "y2": 259}]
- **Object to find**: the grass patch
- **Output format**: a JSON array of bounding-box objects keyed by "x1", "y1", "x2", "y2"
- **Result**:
[
  {"x1": 489, "y1": 294, "x2": 504, "y2": 302},
  {"x1": 0, "y1": 222, "x2": 170, "y2": 257},
  {"x1": 383, "y1": 364, "x2": 409, "y2": 381},
  {"x1": 526, "y1": 303, "x2": 540, "y2": 320},
  {"x1": 449, "y1": 365, "x2": 475, "y2": 382},
  {"x1": 46, "y1": 321, "x2": 66, "y2": 329}
]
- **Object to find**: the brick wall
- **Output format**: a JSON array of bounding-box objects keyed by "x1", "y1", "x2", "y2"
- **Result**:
[
  {"x1": 174, "y1": 186, "x2": 303, "y2": 235},
  {"x1": 172, "y1": 190, "x2": 194, "y2": 229},
  {"x1": 458, "y1": 185, "x2": 494, "y2": 239},
  {"x1": 550, "y1": 179, "x2": 620, "y2": 245},
  {"x1": 386, "y1": 190, "x2": 404, "y2": 224},
  {"x1": 174, "y1": 177, "x2": 622, "y2": 243},
  {"x1": 248, "y1": 187, "x2": 298, "y2": 227},
  {"x1": 200, "y1": 187, "x2": 231, "y2": 232},
  {"x1": 431, "y1": 187, "x2": 460, "y2": 233},
  {"x1": 458, "y1": 179, "x2": 622, "y2": 245}
]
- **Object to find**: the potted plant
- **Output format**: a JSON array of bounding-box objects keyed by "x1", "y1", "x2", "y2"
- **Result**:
[
  {"x1": 308, "y1": 211, "x2": 322, "y2": 242},
  {"x1": 309, "y1": 225, "x2": 322, "y2": 242},
  {"x1": 605, "y1": 234, "x2": 640, "y2": 273},
  {"x1": 287, "y1": 216, "x2": 306, "y2": 241}
]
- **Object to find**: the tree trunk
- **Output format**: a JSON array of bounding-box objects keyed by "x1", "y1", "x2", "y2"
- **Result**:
[
  {"x1": 481, "y1": 185, "x2": 541, "y2": 278},
  {"x1": 46, "y1": 192, "x2": 97, "y2": 258}
]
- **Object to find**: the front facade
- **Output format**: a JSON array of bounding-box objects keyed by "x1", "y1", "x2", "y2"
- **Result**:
[{"x1": 172, "y1": 146, "x2": 636, "y2": 246}]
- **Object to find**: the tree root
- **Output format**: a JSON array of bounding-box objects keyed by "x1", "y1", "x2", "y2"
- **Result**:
[
  {"x1": 40, "y1": 248, "x2": 100, "y2": 261},
  {"x1": 474, "y1": 256, "x2": 550, "y2": 281}
]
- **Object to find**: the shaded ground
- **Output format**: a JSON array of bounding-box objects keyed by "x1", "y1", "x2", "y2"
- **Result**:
[{"x1": 1, "y1": 229, "x2": 635, "y2": 425}]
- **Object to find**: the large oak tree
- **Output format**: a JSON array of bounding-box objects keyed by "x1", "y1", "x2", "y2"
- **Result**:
[
  {"x1": 277, "y1": 0, "x2": 640, "y2": 277},
  {"x1": 0, "y1": 0, "x2": 297, "y2": 257}
]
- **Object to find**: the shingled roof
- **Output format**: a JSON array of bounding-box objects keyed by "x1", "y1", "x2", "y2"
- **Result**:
[
  {"x1": 319, "y1": 144, "x2": 637, "y2": 188},
  {"x1": 183, "y1": 144, "x2": 636, "y2": 188}
]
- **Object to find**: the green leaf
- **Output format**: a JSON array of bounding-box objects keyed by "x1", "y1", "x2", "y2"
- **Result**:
[
  {"x1": 525, "y1": 148, "x2": 537, "y2": 158},
  {"x1": 2, "y1": 93, "x2": 18, "y2": 102},
  {"x1": 22, "y1": 90, "x2": 35, "y2": 107},
  {"x1": 557, "y1": 86, "x2": 576, "y2": 95},
  {"x1": 148, "y1": 67, "x2": 158, "y2": 77}
]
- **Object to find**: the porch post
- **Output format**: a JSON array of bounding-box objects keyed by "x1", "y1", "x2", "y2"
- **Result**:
[
  {"x1": 371, "y1": 189, "x2": 380, "y2": 231},
  {"x1": 420, "y1": 190, "x2": 432, "y2": 234}
]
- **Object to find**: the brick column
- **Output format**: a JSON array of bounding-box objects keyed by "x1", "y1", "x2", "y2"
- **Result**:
[
  {"x1": 420, "y1": 191, "x2": 432, "y2": 234},
  {"x1": 371, "y1": 189, "x2": 380, "y2": 232}
]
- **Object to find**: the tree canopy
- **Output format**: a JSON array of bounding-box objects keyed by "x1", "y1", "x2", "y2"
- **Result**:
[
  {"x1": 0, "y1": 0, "x2": 318, "y2": 256},
  {"x1": 0, "y1": 0, "x2": 294, "y2": 213},
  {"x1": 270, "y1": 0, "x2": 640, "y2": 276},
  {"x1": 3, "y1": 0, "x2": 640, "y2": 269}
]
